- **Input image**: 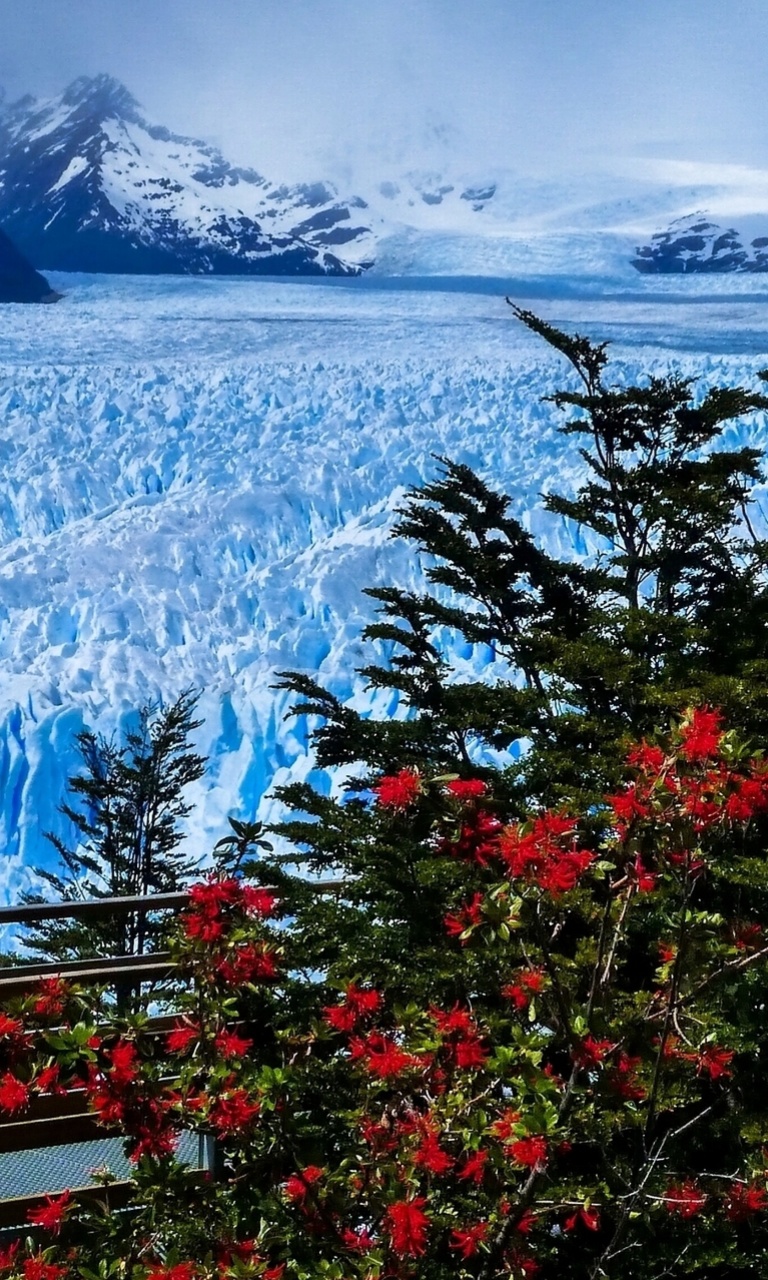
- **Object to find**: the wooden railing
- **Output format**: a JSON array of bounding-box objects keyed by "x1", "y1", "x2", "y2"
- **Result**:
[
  {"x1": 0, "y1": 891, "x2": 198, "y2": 1231},
  {"x1": 0, "y1": 880, "x2": 341, "y2": 1232}
]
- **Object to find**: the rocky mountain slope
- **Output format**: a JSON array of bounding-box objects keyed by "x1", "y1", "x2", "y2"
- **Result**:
[
  {"x1": 633, "y1": 213, "x2": 768, "y2": 273},
  {"x1": 0, "y1": 227, "x2": 58, "y2": 302},
  {"x1": 0, "y1": 75, "x2": 372, "y2": 276}
]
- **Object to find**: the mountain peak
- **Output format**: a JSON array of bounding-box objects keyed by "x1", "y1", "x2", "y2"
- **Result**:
[{"x1": 61, "y1": 74, "x2": 141, "y2": 120}]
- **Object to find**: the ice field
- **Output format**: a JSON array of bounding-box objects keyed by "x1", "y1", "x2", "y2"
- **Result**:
[{"x1": 1, "y1": 271, "x2": 768, "y2": 900}]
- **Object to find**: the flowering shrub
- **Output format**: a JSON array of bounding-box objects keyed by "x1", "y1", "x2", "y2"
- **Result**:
[{"x1": 4, "y1": 711, "x2": 768, "y2": 1277}]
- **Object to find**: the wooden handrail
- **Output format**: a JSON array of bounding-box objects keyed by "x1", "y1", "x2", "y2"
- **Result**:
[
  {"x1": 0, "y1": 891, "x2": 192, "y2": 925},
  {"x1": 0, "y1": 1180, "x2": 134, "y2": 1230},
  {"x1": 0, "y1": 879, "x2": 344, "y2": 927},
  {"x1": 0, "y1": 952, "x2": 175, "y2": 998}
]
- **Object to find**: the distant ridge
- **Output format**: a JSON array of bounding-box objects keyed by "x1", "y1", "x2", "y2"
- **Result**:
[{"x1": 633, "y1": 213, "x2": 768, "y2": 273}]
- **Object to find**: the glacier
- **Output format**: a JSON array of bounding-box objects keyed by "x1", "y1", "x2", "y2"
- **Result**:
[{"x1": 1, "y1": 271, "x2": 768, "y2": 906}]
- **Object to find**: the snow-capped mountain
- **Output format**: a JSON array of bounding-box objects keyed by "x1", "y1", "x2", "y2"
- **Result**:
[
  {"x1": 633, "y1": 213, "x2": 768, "y2": 273},
  {"x1": 0, "y1": 75, "x2": 374, "y2": 276},
  {"x1": 6, "y1": 72, "x2": 768, "y2": 280}
]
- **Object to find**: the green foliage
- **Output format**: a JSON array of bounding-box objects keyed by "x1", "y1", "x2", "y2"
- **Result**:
[
  {"x1": 266, "y1": 308, "x2": 768, "y2": 1000},
  {"x1": 21, "y1": 690, "x2": 206, "y2": 960}
]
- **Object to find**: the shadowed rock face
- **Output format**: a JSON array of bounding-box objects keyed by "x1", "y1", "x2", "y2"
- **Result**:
[
  {"x1": 633, "y1": 213, "x2": 768, "y2": 273},
  {"x1": 0, "y1": 227, "x2": 59, "y2": 302}
]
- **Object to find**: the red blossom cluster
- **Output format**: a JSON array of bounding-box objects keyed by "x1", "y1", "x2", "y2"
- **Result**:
[
  {"x1": 503, "y1": 967, "x2": 546, "y2": 1011},
  {"x1": 86, "y1": 1038, "x2": 178, "y2": 1162},
  {"x1": 1, "y1": 713, "x2": 767, "y2": 1279},
  {"x1": 348, "y1": 1031, "x2": 425, "y2": 1080},
  {"x1": 323, "y1": 982, "x2": 383, "y2": 1033},
  {"x1": 608, "y1": 707, "x2": 768, "y2": 846},
  {"x1": 444, "y1": 890, "x2": 484, "y2": 940},
  {"x1": 26, "y1": 1191, "x2": 71, "y2": 1235},
  {"x1": 384, "y1": 1196, "x2": 430, "y2": 1257},
  {"x1": 444, "y1": 806, "x2": 502, "y2": 867},
  {"x1": 498, "y1": 813, "x2": 595, "y2": 894},
  {"x1": 373, "y1": 767, "x2": 422, "y2": 809}
]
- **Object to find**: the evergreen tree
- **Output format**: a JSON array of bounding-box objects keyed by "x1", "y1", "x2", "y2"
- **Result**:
[
  {"x1": 261, "y1": 307, "x2": 768, "y2": 999},
  {"x1": 21, "y1": 689, "x2": 206, "y2": 961}
]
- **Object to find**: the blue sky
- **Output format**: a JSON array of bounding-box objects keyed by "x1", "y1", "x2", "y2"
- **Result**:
[{"x1": 2, "y1": 0, "x2": 767, "y2": 181}]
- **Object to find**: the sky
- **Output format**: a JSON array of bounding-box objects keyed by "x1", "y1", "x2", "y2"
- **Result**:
[{"x1": 2, "y1": 0, "x2": 768, "y2": 184}]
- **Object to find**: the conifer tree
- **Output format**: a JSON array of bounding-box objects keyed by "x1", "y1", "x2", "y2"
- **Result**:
[
  {"x1": 21, "y1": 690, "x2": 206, "y2": 961},
  {"x1": 262, "y1": 307, "x2": 768, "y2": 1000}
]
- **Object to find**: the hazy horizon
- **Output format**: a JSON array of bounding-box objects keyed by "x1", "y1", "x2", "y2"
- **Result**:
[{"x1": 2, "y1": 0, "x2": 767, "y2": 187}]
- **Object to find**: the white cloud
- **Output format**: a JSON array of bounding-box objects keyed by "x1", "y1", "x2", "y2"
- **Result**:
[{"x1": 2, "y1": 0, "x2": 768, "y2": 183}]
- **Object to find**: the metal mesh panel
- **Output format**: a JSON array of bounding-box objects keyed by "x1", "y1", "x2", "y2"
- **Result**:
[{"x1": 0, "y1": 1132, "x2": 200, "y2": 1199}]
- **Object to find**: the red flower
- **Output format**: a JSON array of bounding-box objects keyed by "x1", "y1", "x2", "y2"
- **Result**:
[
  {"x1": 563, "y1": 1206, "x2": 600, "y2": 1232},
  {"x1": 606, "y1": 784, "x2": 650, "y2": 827},
  {"x1": 0, "y1": 1013, "x2": 23, "y2": 1039},
  {"x1": 453, "y1": 1034, "x2": 488, "y2": 1070},
  {"x1": 208, "y1": 1088, "x2": 261, "y2": 1136},
  {"x1": 35, "y1": 1064, "x2": 66, "y2": 1096},
  {"x1": 503, "y1": 967, "x2": 546, "y2": 1011},
  {"x1": 725, "y1": 776, "x2": 767, "y2": 822},
  {"x1": 284, "y1": 1165, "x2": 324, "y2": 1203},
  {"x1": 147, "y1": 1265, "x2": 198, "y2": 1280},
  {"x1": 506, "y1": 1246, "x2": 540, "y2": 1276},
  {"x1": 0, "y1": 1242, "x2": 19, "y2": 1272},
  {"x1": 346, "y1": 983, "x2": 383, "y2": 1017},
  {"x1": 349, "y1": 1032, "x2": 421, "y2": 1079},
  {"x1": 384, "y1": 1197, "x2": 430, "y2": 1257},
  {"x1": 108, "y1": 1040, "x2": 139, "y2": 1086},
  {"x1": 607, "y1": 1052, "x2": 646, "y2": 1100},
  {"x1": 734, "y1": 922, "x2": 763, "y2": 951},
  {"x1": 323, "y1": 1002, "x2": 357, "y2": 1033},
  {"x1": 574, "y1": 1037, "x2": 614, "y2": 1068},
  {"x1": 633, "y1": 856, "x2": 657, "y2": 892},
  {"x1": 413, "y1": 1130, "x2": 454, "y2": 1175},
  {"x1": 498, "y1": 813, "x2": 591, "y2": 893},
  {"x1": 166, "y1": 1022, "x2": 200, "y2": 1056},
  {"x1": 696, "y1": 1045, "x2": 734, "y2": 1080},
  {"x1": 539, "y1": 849, "x2": 595, "y2": 894},
  {"x1": 373, "y1": 768, "x2": 421, "y2": 809},
  {"x1": 445, "y1": 808, "x2": 502, "y2": 866},
  {"x1": 725, "y1": 1182, "x2": 767, "y2": 1221},
  {"x1": 242, "y1": 885, "x2": 278, "y2": 916},
  {"x1": 183, "y1": 911, "x2": 224, "y2": 944},
  {"x1": 341, "y1": 1226, "x2": 376, "y2": 1252},
  {"x1": 446, "y1": 778, "x2": 488, "y2": 800},
  {"x1": 509, "y1": 1135, "x2": 548, "y2": 1168},
  {"x1": 626, "y1": 740, "x2": 666, "y2": 774},
  {"x1": 189, "y1": 878, "x2": 241, "y2": 911},
  {"x1": 458, "y1": 1148, "x2": 489, "y2": 1182},
  {"x1": 0, "y1": 1071, "x2": 29, "y2": 1113},
  {"x1": 491, "y1": 1109, "x2": 522, "y2": 1142},
  {"x1": 444, "y1": 892, "x2": 485, "y2": 940},
  {"x1": 663, "y1": 1179, "x2": 707, "y2": 1218},
  {"x1": 216, "y1": 941, "x2": 278, "y2": 986},
  {"x1": 431, "y1": 1004, "x2": 475, "y2": 1036},
  {"x1": 450, "y1": 1221, "x2": 488, "y2": 1258},
  {"x1": 324, "y1": 983, "x2": 382, "y2": 1032},
  {"x1": 22, "y1": 1256, "x2": 67, "y2": 1280},
  {"x1": 27, "y1": 1190, "x2": 71, "y2": 1235},
  {"x1": 32, "y1": 977, "x2": 70, "y2": 1019},
  {"x1": 679, "y1": 707, "x2": 723, "y2": 762},
  {"x1": 215, "y1": 1029, "x2": 254, "y2": 1059}
]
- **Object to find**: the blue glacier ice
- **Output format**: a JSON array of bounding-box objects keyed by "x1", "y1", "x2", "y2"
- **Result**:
[{"x1": 0, "y1": 272, "x2": 767, "y2": 903}]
